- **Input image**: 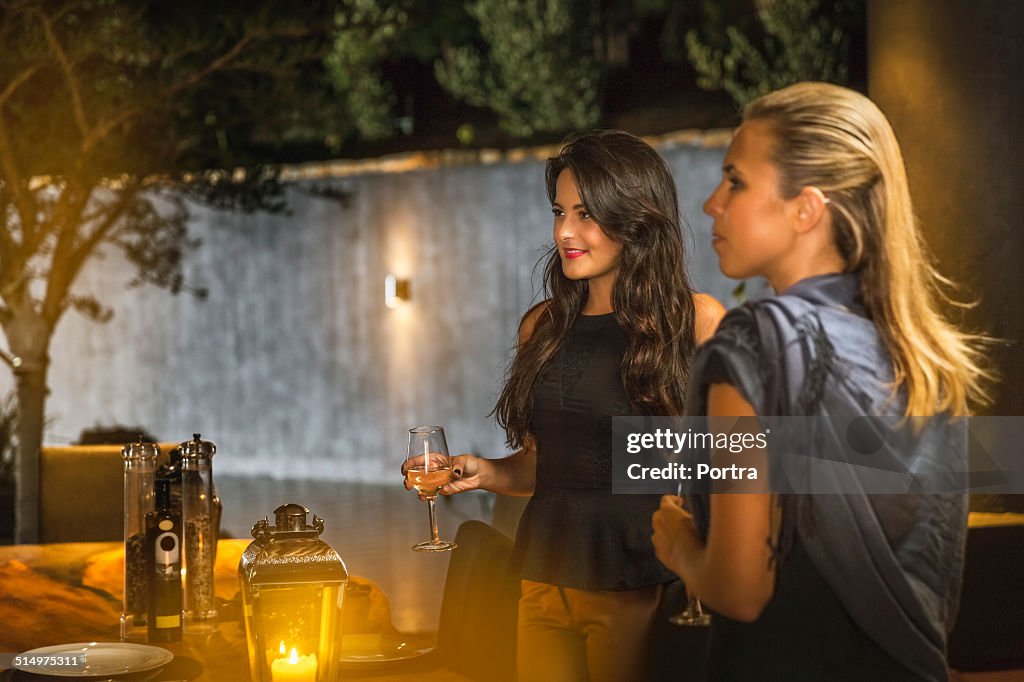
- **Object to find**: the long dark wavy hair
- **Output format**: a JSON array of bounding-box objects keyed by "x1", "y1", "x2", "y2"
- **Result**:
[{"x1": 494, "y1": 129, "x2": 699, "y2": 449}]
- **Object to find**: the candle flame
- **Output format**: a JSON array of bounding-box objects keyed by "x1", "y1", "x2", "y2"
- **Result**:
[
  {"x1": 288, "y1": 648, "x2": 299, "y2": 664},
  {"x1": 279, "y1": 641, "x2": 286, "y2": 655}
]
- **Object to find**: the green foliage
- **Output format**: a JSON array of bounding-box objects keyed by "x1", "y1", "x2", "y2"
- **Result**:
[
  {"x1": 434, "y1": 0, "x2": 603, "y2": 138},
  {"x1": 686, "y1": 0, "x2": 861, "y2": 106},
  {"x1": 326, "y1": 0, "x2": 411, "y2": 141}
]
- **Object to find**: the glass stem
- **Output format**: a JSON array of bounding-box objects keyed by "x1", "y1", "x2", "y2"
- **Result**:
[{"x1": 427, "y1": 498, "x2": 440, "y2": 543}]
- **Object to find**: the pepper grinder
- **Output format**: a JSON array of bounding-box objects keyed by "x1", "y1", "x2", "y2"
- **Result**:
[
  {"x1": 180, "y1": 433, "x2": 218, "y2": 634},
  {"x1": 121, "y1": 439, "x2": 159, "y2": 641}
]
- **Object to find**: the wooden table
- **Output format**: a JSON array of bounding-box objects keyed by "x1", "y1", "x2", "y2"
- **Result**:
[{"x1": 0, "y1": 540, "x2": 469, "y2": 681}]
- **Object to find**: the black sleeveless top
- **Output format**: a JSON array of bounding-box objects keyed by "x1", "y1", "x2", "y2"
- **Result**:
[
  {"x1": 510, "y1": 312, "x2": 676, "y2": 591},
  {"x1": 707, "y1": 538, "x2": 927, "y2": 681}
]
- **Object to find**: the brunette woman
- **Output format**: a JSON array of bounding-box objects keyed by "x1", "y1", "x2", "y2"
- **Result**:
[{"x1": 413, "y1": 129, "x2": 724, "y2": 681}]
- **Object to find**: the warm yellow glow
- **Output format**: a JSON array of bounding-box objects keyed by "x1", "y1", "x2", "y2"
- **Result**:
[
  {"x1": 278, "y1": 128, "x2": 726, "y2": 182},
  {"x1": 279, "y1": 641, "x2": 286, "y2": 655},
  {"x1": 386, "y1": 209, "x2": 416, "y2": 380},
  {"x1": 270, "y1": 646, "x2": 317, "y2": 682}
]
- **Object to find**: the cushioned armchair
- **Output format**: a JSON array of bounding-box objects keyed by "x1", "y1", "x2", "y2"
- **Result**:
[{"x1": 39, "y1": 442, "x2": 179, "y2": 543}]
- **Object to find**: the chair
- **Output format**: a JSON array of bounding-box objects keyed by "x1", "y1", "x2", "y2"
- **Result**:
[
  {"x1": 40, "y1": 444, "x2": 123, "y2": 543},
  {"x1": 434, "y1": 520, "x2": 520, "y2": 681},
  {"x1": 39, "y1": 442, "x2": 180, "y2": 543},
  {"x1": 343, "y1": 520, "x2": 520, "y2": 681},
  {"x1": 948, "y1": 512, "x2": 1024, "y2": 672}
]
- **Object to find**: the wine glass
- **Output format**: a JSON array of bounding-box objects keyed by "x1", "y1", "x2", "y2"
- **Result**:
[
  {"x1": 669, "y1": 481, "x2": 710, "y2": 626},
  {"x1": 669, "y1": 593, "x2": 711, "y2": 626},
  {"x1": 404, "y1": 426, "x2": 458, "y2": 552}
]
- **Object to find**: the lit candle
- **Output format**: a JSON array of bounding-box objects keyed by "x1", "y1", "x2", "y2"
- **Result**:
[
  {"x1": 423, "y1": 440, "x2": 430, "y2": 473},
  {"x1": 270, "y1": 646, "x2": 317, "y2": 682}
]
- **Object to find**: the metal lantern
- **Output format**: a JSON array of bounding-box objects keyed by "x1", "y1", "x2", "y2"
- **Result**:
[{"x1": 239, "y1": 504, "x2": 347, "y2": 682}]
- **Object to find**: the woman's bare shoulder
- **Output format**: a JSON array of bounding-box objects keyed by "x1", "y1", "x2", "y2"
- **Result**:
[
  {"x1": 519, "y1": 300, "x2": 553, "y2": 345},
  {"x1": 693, "y1": 293, "x2": 727, "y2": 344}
]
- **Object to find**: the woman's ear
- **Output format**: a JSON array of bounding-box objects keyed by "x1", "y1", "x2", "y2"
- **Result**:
[{"x1": 793, "y1": 187, "x2": 831, "y2": 233}]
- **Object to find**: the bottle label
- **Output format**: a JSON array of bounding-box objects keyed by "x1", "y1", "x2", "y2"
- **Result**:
[{"x1": 155, "y1": 614, "x2": 181, "y2": 629}]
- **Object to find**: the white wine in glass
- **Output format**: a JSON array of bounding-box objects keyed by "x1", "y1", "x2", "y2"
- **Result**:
[{"x1": 405, "y1": 426, "x2": 457, "y2": 552}]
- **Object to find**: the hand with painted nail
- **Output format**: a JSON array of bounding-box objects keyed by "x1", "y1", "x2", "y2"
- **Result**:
[
  {"x1": 437, "y1": 454, "x2": 482, "y2": 496},
  {"x1": 401, "y1": 453, "x2": 481, "y2": 499}
]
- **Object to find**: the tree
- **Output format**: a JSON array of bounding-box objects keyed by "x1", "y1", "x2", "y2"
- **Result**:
[
  {"x1": 434, "y1": 0, "x2": 604, "y2": 138},
  {"x1": 320, "y1": 0, "x2": 676, "y2": 142},
  {"x1": 684, "y1": 0, "x2": 863, "y2": 106},
  {"x1": 325, "y1": 0, "x2": 412, "y2": 142},
  {"x1": 0, "y1": 0, "x2": 394, "y2": 541},
  {"x1": 429, "y1": 0, "x2": 683, "y2": 139}
]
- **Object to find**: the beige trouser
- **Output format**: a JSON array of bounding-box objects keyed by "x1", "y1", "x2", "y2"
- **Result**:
[{"x1": 517, "y1": 579, "x2": 663, "y2": 682}]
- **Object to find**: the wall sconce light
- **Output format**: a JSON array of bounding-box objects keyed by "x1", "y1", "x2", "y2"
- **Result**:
[{"x1": 384, "y1": 274, "x2": 411, "y2": 309}]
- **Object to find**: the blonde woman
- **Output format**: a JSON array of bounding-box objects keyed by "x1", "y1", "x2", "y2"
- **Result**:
[{"x1": 651, "y1": 82, "x2": 990, "y2": 681}]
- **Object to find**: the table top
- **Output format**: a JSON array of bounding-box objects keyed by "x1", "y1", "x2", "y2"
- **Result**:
[
  {"x1": 967, "y1": 512, "x2": 1024, "y2": 529},
  {"x1": 0, "y1": 540, "x2": 469, "y2": 681}
]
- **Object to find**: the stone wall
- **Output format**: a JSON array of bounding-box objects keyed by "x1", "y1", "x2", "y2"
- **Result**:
[{"x1": 31, "y1": 132, "x2": 751, "y2": 480}]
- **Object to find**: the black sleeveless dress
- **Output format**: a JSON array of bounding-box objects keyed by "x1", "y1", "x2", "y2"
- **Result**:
[{"x1": 510, "y1": 312, "x2": 676, "y2": 591}]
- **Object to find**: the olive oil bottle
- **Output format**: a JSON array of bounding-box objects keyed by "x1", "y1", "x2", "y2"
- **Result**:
[{"x1": 146, "y1": 478, "x2": 182, "y2": 642}]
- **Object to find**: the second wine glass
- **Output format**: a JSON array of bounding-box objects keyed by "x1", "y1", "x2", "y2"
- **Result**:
[
  {"x1": 669, "y1": 594, "x2": 711, "y2": 626},
  {"x1": 668, "y1": 482, "x2": 710, "y2": 625},
  {"x1": 404, "y1": 426, "x2": 457, "y2": 552}
]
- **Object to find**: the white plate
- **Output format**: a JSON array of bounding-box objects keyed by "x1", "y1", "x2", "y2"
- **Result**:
[{"x1": 14, "y1": 642, "x2": 173, "y2": 678}]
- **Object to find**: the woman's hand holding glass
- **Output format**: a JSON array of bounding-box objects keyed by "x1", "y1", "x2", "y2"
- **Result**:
[
  {"x1": 652, "y1": 493, "x2": 711, "y2": 626},
  {"x1": 403, "y1": 426, "x2": 458, "y2": 552},
  {"x1": 403, "y1": 453, "x2": 483, "y2": 496}
]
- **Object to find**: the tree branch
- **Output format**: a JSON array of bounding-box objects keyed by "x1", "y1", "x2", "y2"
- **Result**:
[
  {"x1": 0, "y1": 63, "x2": 42, "y2": 107},
  {"x1": 0, "y1": 113, "x2": 37, "y2": 241},
  {"x1": 41, "y1": 187, "x2": 135, "y2": 326},
  {"x1": 0, "y1": 345, "x2": 23, "y2": 370},
  {"x1": 81, "y1": 32, "x2": 257, "y2": 154},
  {"x1": 22, "y1": 180, "x2": 91, "y2": 271},
  {"x1": 35, "y1": 8, "x2": 89, "y2": 137},
  {"x1": 77, "y1": 15, "x2": 352, "y2": 155}
]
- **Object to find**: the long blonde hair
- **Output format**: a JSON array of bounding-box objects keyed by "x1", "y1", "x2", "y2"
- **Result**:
[{"x1": 745, "y1": 82, "x2": 990, "y2": 417}]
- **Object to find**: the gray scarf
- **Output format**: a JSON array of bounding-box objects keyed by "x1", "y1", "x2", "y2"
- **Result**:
[{"x1": 686, "y1": 273, "x2": 966, "y2": 682}]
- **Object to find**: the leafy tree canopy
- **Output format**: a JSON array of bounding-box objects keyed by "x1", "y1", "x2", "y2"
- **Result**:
[
  {"x1": 321, "y1": 0, "x2": 862, "y2": 144},
  {"x1": 683, "y1": 0, "x2": 864, "y2": 106}
]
